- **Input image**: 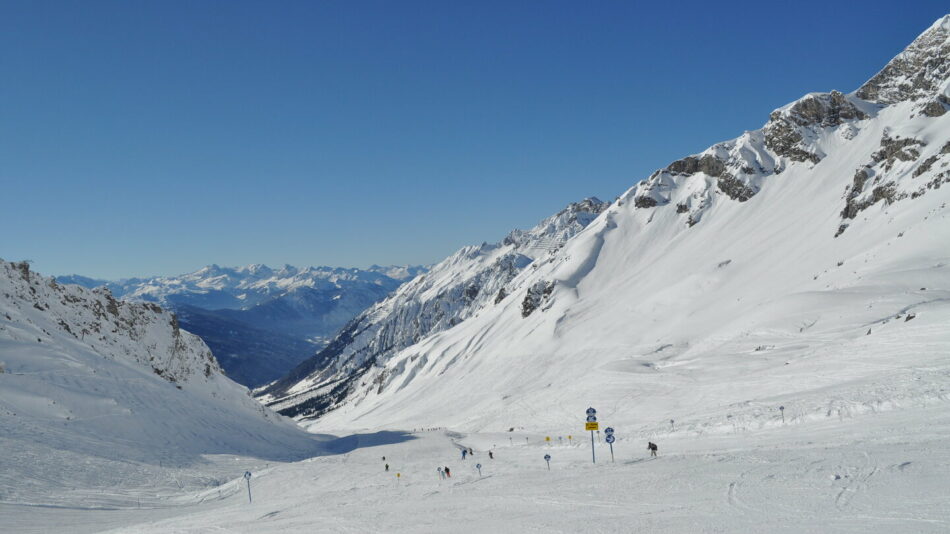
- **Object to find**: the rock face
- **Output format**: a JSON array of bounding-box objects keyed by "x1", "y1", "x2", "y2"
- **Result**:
[
  {"x1": 4, "y1": 260, "x2": 219, "y2": 383},
  {"x1": 856, "y1": 15, "x2": 950, "y2": 104},
  {"x1": 259, "y1": 198, "x2": 608, "y2": 418}
]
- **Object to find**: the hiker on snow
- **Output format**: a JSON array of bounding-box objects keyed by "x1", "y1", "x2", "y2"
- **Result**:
[
  {"x1": 489, "y1": 451, "x2": 494, "y2": 460},
  {"x1": 461, "y1": 449, "x2": 467, "y2": 460},
  {"x1": 647, "y1": 442, "x2": 658, "y2": 457},
  {"x1": 385, "y1": 463, "x2": 390, "y2": 472},
  {"x1": 444, "y1": 466, "x2": 451, "y2": 477}
]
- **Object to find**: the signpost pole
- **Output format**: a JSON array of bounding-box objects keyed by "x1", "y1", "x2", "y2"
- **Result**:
[
  {"x1": 243, "y1": 471, "x2": 252, "y2": 503},
  {"x1": 590, "y1": 430, "x2": 596, "y2": 463}
]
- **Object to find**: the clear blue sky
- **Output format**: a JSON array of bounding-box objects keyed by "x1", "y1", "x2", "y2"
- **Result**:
[{"x1": 2, "y1": 1, "x2": 946, "y2": 279}]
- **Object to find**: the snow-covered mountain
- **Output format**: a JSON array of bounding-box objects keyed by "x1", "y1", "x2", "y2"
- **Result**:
[
  {"x1": 59, "y1": 263, "x2": 426, "y2": 386},
  {"x1": 0, "y1": 259, "x2": 325, "y2": 506},
  {"x1": 259, "y1": 197, "x2": 609, "y2": 415},
  {"x1": 272, "y1": 16, "x2": 950, "y2": 433}
]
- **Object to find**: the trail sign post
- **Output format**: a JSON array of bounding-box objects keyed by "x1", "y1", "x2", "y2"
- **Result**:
[
  {"x1": 780, "y1": 405, "x2": 785, "y2": 423},
  {"x1": 476, "y1": 463, "x2": 482, "y2": 477},
  {"x1": 545, "y1": 436, "x2": 551, "y2": 446},
  {"x1": 670, "y1": 419, "x2": 675, "y2": 432},
  {"x1": 605, "y1": 428, "x2": 616, "y2": 463},
  {"x1": 544, "y1": 454, "x2": 551, "y2": 470},
  {"x1": 243, "y1": 471, "x2": 252, "y2": 503},
  {"x1": 586, "y1": 407, "x2": 597, "y2": 464}
]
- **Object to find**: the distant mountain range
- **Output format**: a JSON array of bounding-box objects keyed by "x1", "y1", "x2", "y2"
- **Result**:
[{"x1": 58, "y1": 263, "x2": 426, "y2": 386}]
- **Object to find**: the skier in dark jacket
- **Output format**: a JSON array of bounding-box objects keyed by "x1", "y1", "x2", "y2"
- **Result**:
[
  {"x1": 489, "y1": 451, "x2": 494, "y2": 460},
  {"x1": 385, "y1": 463, "x2": 390, "y2": 472},
  {"x1": 461, "y1": 449, "x2": 467, "y2": 460},
  {"x1": 444, "y1": 466, "x2": 451, "y2": 478},
  {"x1": 647, "y1": 442, "x2": 658, "y2": 457}
]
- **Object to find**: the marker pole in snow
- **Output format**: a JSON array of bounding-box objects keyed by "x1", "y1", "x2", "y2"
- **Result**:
[
  {"x1": 509, "y1": 437, "x2": 513, "y2": 446},
  {"x1": 525, "y1": 437, "x2": 529, "y2": 446},
  {"x1": 476, "y1": 463, "x2": 482, "y2": 477},
  {"x1": 243, "y1": 471, "x2": 252, "y2": 503},
  {"x1": 544, "y1": 454, "x2": 551, "y2": 470},
  {"x1": 586, "y1": 408, "x2": 598, "y2": 464},
  {"x1": 780, "y1": 405, "x2": 785, "y2": 424},
  {"x1": 670, "y1": 419, "x2": 675, "y2": 432},
  {"x1": 605, "y1": 427, "x2": 615, "y2": 463}
]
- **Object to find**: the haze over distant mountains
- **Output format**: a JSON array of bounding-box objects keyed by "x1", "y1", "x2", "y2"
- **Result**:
[{"x1": 58, "y1": 263, "x2": 426, "y2": 386}]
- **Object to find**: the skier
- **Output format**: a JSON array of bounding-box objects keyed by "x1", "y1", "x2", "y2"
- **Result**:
[
  {"x1": 647, "y1": 442, "x2": 658, "y2": 457},
  {"x1": 468, "y1": 447, "x2": 474, "y2": 456},
  {"x1": 444, "y1": 466, "x2": 451, "y2": 478},
  {"x1": 385, "y1": 463, "x2": 390, "y2": 472},
  {"x1": 489, "y1": 451, "x2": 494, "y2": 460},
  {"x1": 382, "y1": 456, "x2": 386, "y2": 461},
  {"x1": 461, "y1": 449, "x2": 467, "y2": 460}
]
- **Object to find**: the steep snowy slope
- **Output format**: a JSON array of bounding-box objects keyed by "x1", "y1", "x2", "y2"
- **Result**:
[
  {"x1": 60, "y1": 263, "x2": 426, "y2": 386},
  {"x1": 260, "y1": 198, "x2": 608, "y2": 416},
  {"x1": 302, "y1": 16, "x2": 950, "y2": 433},
  {"x1": 0, "y1": 259, "x2": 324, "y2": 506}
]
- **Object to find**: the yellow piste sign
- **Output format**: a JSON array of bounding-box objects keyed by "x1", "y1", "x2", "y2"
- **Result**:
[
  {"x1": 545, "y1": 436, "x2": 551, "y2": 442},
  {"x1": 585, "y1": 422, "x2": 599, "y2": 431}
]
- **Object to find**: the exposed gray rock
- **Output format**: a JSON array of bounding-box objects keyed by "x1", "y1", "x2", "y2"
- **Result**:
[
  {"x1": 872, "y1": 134, "x2": 925, "y2": 171},
  {"x1": 764, "y1": 91, "x2": 866, "y2": 164},
  {"x1": 634, "y1": 196, "x2": 658, "y2": 208},
  {"x1": 716, "y1": 174, "x2": 757, "y2": 202},
  {"x1": 914, "y1": 155, "x2": 940, "y2": 178},
  {"x1": 666, "y1": 154, "x2": 727, "y2": 177},
  {"x1": 521, "y1": 280, "x2": 554, "y2": 318},
  {"x1": 856, "y1": 16, "x2": 950, "y2": 104},
  {"x1": 921, "y1": 98, "x2": 948, "y2": 117}
]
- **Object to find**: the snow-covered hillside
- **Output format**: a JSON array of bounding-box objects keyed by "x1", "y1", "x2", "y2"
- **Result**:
[
  {"x1": 0, "y1": 259, "x2": 325, "y2": 506},
  {"x1": 60, "y1": 263, "x2": 426, "y2": 386},
  {"x1": 285, "y1": 15, "x2": 950, "y2": 433},
  {"x1": 259, "y1": 198, "x2": 609, "y2": 416}
]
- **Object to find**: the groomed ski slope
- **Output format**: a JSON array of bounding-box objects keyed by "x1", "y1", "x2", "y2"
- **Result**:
[
  {"x1": 8, "y1": 303, "x2": 950, "y2": 533},
  {"x1": 14, "y1": 399, "x2": 946, "y2": 533}
]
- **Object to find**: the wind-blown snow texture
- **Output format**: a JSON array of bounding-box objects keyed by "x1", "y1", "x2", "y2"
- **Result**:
[{"x1": 272, "y1": 16, "x2": 950, "y2": 437}]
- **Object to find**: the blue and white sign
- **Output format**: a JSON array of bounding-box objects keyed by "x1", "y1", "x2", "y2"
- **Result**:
[
  {"x1": 475, "y1": 463, "x2": 483, "y2": 476},
  {"x1": 586, "y1": 407, "x2": 597, "y2": 416},
  {"x1": 544, "y1": 453, "x2": 552, "y2": 470},
  {"x1": 605, "y1": 434, "x2": 615, "y2": 444},
  {"x1": 586, "y1": 415, "x2": 597, "y2": 422},
  {"x1": 604, "y1": 427, "x2": 614, "y2": 435}
]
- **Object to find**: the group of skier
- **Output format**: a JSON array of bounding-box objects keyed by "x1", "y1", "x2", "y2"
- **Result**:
[{"x1": 382, "y1": 440, "x2": 659, "y2": 479}]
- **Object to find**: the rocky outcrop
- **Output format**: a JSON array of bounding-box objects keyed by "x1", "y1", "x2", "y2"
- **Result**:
[
  {"x1": 521, "y1": 280, "x2": 554, "y2": 318},
  {"x1": 765, "y1": 91, "x2": 867, "y2": 164},
  {"x1": 856, "y1": 15, "x2": 950, "y2": 104}
]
